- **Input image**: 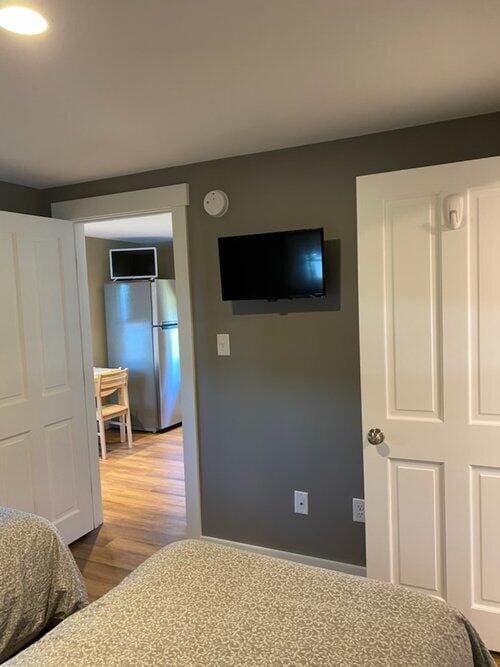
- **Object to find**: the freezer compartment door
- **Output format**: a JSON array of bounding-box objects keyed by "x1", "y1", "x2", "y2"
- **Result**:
[
  {"x1": 155, "y1": 279, "x2": 178, "y2": 326},
  {"x1": 156, "y1": 323, "x2": 182, "y2": 428}
]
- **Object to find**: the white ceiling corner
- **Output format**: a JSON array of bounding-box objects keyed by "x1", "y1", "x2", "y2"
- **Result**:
[{"x1": 84, "y1": 212, "x2": 173, "y2": 243}]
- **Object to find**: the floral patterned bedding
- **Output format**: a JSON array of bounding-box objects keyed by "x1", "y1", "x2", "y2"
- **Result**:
[
  {"x1": 0, "y1": 507, "x2": 87, "y2": 663},
  {"x1": 8, "y1": 539, "x2": 493, "y2": 666}
]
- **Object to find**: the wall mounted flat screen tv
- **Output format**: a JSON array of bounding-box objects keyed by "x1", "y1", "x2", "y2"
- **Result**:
[
  {"x1": 218, "y1": 228, "x2": 325, "y2": 301},
  {"x1": 109, "y1": 247, "x2": 158, "y2": 280}
]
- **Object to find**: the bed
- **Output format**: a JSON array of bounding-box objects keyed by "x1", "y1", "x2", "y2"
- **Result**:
[
  {"x1": 8, "y1": 539, "x2": 493, "y2": 666},
  {"x1": 0, "y1": 507, "x2": 87, "y2": 663}
]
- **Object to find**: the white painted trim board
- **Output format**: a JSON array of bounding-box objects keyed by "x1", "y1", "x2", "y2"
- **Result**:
[
  {"x1": 52, "y1": 183, "x2": 202, "y2": 538},
  {"x1": 52, "y1": 184, "x2": 189, "y2": 222}
]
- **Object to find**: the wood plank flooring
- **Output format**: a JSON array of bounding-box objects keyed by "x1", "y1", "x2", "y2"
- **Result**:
[{"x1": 70, "y1": 427, "x2": 186, "y2": 602}]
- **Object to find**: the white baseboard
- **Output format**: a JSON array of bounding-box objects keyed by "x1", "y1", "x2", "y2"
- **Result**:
[{"x1": 201, "y1": 535, "x2": 367, "y2": 577}]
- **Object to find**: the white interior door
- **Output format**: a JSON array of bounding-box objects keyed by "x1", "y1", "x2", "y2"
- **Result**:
[
  {"x1": 357, "y1": 155, "x2": 500, "y2": 650},
  {"x1": 0, "y1": 211, "x2": 94, "y2": 543}
]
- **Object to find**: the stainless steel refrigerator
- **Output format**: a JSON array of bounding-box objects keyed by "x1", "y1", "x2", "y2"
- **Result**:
[{"x1": 104, "y1": 279, "x2": 182, "y2": 432}]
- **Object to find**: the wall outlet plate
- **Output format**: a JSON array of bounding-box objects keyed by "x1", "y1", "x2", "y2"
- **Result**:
[
  {"x1": 294, "y1": 490, "x2": 309, "y2": 515},
  {"x1": 353, "y1": 498, "x2": 365, "y2": 523}
]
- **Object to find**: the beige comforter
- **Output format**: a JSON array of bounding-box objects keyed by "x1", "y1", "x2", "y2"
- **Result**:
[
  {"x1": 9, "y1": 539, "x2": 493, "y2": 666},
  {"x1": 0, "y1": 507, "x2": 87, "y2": 662}
]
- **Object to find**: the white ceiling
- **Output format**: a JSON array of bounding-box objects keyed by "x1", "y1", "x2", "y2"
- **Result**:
[
  {"x1": 84, "y1": 213, "x2": 172, "y2": 243},
  {"x1": 1, "y1": 0, "x2": 500, "y2": 188}
]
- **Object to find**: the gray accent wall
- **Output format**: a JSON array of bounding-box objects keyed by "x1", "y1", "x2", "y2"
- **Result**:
[
  {"x1": 0, "y1": 179, "x2": 46, "y2": 216},
  {"x1": 45, "y1": 111, "x2": 500, "y2": 566}
]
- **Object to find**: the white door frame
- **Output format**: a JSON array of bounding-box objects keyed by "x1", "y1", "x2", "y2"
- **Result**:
[{"x1": 52, "y1": 183, "x2": 202, "y2": 538}]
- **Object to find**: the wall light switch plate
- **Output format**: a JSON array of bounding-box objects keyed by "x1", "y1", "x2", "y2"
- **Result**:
[
  {"x1": 294, "y1": 490, "x2": 309, "y2": 515},
  {"x1": 353, "y1": 498, "x2": 365, "y2": 523},
  {"x1": 217, "y1": 333, "x2": 230, "y2": 356}
]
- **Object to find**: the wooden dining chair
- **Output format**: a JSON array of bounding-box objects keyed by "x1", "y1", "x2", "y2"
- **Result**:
[{"x1": 95, "y1": 368, "x2": 133, "y2": 459}]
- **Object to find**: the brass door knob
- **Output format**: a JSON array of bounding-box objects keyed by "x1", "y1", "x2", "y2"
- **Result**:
[{"x1": 367, "y1": 428, "x2": 385, "y2": 445}]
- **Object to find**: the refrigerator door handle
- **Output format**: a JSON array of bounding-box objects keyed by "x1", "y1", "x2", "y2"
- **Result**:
[{"x1": 154, "y1": 322, "x2": 178, "y2": 330}]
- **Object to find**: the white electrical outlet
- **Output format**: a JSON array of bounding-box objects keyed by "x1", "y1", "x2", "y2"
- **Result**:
[
  {"x1": 353, "y1": 498, "x2": 365, "y2": 523},
  {"x1": 294, "y1": 490, "x2": 309, "y2": 515},
  {"x1": 217, "y1": 333, "x2": 230, "y2": 356}
]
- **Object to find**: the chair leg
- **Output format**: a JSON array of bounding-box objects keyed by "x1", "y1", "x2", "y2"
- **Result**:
[
  {"x1": 119, "y1": 416, "x2": 126, "y2": 443},
  {"x1": 125, "y1": 409, "x2": 133, "y2": 449},
  {"x1": 98, "y1": 418, "x2": 107, "y2": 459}
]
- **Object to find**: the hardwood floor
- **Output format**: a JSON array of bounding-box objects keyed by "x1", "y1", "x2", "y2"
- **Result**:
[{"x1": 70, "y1": 427, "x2": 186, "y2": 602}]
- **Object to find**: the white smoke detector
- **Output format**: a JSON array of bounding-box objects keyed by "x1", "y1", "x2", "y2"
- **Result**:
[{"x1": 203, "y1": 190, "x2": 229, "y2": 217}]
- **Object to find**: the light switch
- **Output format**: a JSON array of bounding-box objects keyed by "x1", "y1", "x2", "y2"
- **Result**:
[{"x1": 217, "y1": 333, "x2": 230, "y2": 356}]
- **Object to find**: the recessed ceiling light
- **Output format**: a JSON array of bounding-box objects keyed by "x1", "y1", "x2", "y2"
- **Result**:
[{"x1": 0, "y1": 6, "x2": 48, "y2": 35}]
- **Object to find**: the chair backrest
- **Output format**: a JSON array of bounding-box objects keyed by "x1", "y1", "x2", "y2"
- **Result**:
[{"x1": 97, "y1": 369, "x2": 129, "y2": 399}]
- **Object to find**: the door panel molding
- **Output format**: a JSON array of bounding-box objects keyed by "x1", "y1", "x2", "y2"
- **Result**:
[
  {"x1": 389, "y1": 459, "x2": 445, "y2": 598},
  {"x1": 0, "y1": 233, "x2": 27, "y2": 406},
  {"x1": 471, "y1": 466, "x2": 500, "y2": 610},
  {"x1": 383, "y1": 195, "x2": 443, "y2": 421},
  {"x1": 468, "y1": 187, "x2": 500, "y2": 423},
  {"x1": 0, "y1": 431, "x2": 35, "y2": 512},
  {"x1": 45, "y1": 418, "x2": 78, "y2": 522},
  {"x1": 34, "y1": 238, "x2": 70, "y2": 394}
]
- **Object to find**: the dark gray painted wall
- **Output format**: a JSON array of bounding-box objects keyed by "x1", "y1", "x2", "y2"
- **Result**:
[
  {"x1": 0, "y1": 179, "x2": 46, "y2": 216},
  {"x1": 45, "y1": 111, "x2": 500, "y2": 566}
]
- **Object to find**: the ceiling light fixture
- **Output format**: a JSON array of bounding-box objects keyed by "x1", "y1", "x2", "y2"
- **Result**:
[{"x1": 0, "y1": 6, "x2": 48, "y2": 35}]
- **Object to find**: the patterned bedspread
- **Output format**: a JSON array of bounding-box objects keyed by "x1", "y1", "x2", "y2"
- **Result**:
[
  {"x1": 0, "y1": 507, "x2": 87, "y2": 662},
  {"x1": 9, "y1": 539, "x2": 493, "y2": 666}
]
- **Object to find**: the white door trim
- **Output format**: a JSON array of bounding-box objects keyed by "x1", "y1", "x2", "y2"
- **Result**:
[
  {"x1": 52, "y1": 184, "x2": 189, "y2": 221},
  {"x1": 51, "y1": 184, "x2": 202, "y2": 538}
]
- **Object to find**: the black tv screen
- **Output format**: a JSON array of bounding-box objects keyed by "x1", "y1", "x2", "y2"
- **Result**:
[
  {"x1": 218, "y1": 228, "x2": 325, "y2": 301},
  {"x1": 109, "y1": 247, "x2": 158, "y2": 280}
]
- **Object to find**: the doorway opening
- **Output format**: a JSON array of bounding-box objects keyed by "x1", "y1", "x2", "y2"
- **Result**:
[{"x1": 71, "y1": 211, "x2": 186, "y2": 600}]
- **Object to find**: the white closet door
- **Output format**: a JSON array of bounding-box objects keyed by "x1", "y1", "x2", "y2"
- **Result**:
[
  {"x1": 0, "y1": 211, "x2": 94, "y2": 543},
  {"x1": 357, "y1": 155, "x2": 500, "y2": 650}
]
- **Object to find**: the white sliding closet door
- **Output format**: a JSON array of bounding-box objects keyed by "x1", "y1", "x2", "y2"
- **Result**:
[
  {"x1": 357, "y1": 155, "x2": 500, "y2": 649},
  {"x1": 0, "y1": 211, "x2": 94, "y2": 543}
]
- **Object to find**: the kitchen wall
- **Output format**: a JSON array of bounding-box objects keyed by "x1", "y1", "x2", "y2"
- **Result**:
[
  {"x1": 43, "y1": 111, "x2": 500, "y2": 566},
  {"x1": 85, "y1": 237, "x2": 175, "y2": 367}
]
